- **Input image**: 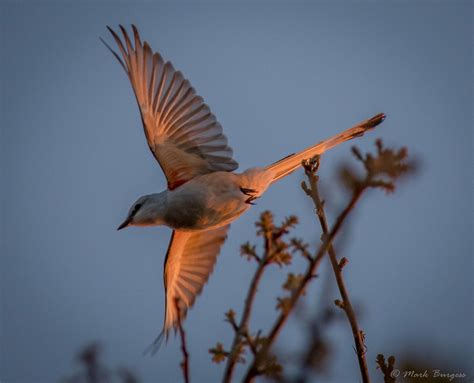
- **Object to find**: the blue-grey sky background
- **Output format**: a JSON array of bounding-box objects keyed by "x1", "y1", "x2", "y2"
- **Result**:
[{"x1": 1, "y1": 2, "x2": 472, "y2": 382}]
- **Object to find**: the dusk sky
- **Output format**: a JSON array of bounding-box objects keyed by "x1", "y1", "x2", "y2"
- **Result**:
[{"x1": 1, "y1": 2, "x2": 472, "y2": 382}]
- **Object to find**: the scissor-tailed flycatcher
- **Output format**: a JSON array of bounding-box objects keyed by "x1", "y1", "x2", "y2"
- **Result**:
[{"x1": 102, "y1": 25, "x2": 384, "y2": 349}]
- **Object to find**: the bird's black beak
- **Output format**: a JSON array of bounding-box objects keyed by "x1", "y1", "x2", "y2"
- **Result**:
[{"x1": 117, "y1": 218, "x2": 131, "y2": 231}]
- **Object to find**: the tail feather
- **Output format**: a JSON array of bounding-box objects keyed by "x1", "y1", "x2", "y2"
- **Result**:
[{"x1": 266, "y1": 113, "x2": 386, "y2": 182}]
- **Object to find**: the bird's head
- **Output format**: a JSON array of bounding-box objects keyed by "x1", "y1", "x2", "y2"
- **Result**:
[{"x1": 117, "y1": 193, "x2": 166, "y2": 230}]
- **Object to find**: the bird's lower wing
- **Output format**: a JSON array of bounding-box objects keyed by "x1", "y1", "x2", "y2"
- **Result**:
[{"x1": 148, "y1": 225, "x2": 230, "y2": 352}]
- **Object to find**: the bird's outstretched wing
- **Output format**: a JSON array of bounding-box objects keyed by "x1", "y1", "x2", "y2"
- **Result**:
[
  {"x1": 103, "y1": 25, "x2": 238, "y2": 190},
  {"x1": 159, "y1": 226, "x2": 229, "y2": 343}
]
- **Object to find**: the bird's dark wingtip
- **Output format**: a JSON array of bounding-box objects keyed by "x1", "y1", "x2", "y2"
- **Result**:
[
  {"x1": 365, "y1": 112, "x2": 386, "y2": 129},
  {"x1": 143, "y1": 330, "x2": 166, "y2": 357}
]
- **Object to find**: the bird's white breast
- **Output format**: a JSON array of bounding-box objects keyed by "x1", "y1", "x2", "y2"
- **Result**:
[{"x1": 164, "y1": 168, "x2": 273, "y2": 231}]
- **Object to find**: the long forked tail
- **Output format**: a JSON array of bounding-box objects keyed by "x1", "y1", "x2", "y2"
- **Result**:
[{"x1": 266, "y1": 113, "x2": 386, "y2": 182}]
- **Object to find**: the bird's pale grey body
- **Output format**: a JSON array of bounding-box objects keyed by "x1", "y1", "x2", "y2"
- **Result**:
[
  {"x1": 104, "y1": 25, "x2": 383, "y2": 347},
  {"x1": 131, "y1": 167, "x2": 274, "y2": 231}
]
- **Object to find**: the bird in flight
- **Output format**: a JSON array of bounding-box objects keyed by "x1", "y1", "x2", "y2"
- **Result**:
[{"x1": 102, "y1": 25, "x2": 385, "y2": 351}]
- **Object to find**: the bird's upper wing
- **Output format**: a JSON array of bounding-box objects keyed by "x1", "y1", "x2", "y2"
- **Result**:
[
  {"x1": 161, "y1": 226, "x2": 229, "y2": 341},
  {"x1": 103, "y1": 25, "x2": 238, "y2": 190}
]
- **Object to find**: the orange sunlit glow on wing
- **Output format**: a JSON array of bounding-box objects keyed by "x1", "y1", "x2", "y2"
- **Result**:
[{"x1": 103, "y1": 25, "x2": 238, "y2": 190}]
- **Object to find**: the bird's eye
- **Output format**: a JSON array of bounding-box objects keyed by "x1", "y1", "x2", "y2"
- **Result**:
[{"x1": 132, "y1": 203, "x2": 142, "y2": 215}]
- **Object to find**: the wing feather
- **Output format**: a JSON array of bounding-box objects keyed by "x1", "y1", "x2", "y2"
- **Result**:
[
  {"x1": 156, "y1": 226, "x2": 229, "y2": 344},
  {"x1": 104, "y1": 25, "x2": 238, "y2": 189}
]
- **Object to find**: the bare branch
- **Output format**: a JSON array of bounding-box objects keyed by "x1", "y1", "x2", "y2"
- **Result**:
[
  {"x1": 302, "y1": 155, "x2": 371, "y2": 383},
  {"x1": 242, "y1": 183, "x2": 366, "y2": 382},
  {"x1": 222, "y1": 231, "x2": 271, "y2": 382},
  {"x1": 175, "y1": 298, "x2": 190, "y2": 383},
  {"x1": 242, "y1": 140, "x2": 410, "y2": 382},
  {"x1": 223, "y1": 212, "x2": 297, "y2": 382}
]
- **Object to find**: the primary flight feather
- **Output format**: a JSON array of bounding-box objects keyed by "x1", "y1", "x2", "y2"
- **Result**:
[{"x1": 103, "y1": 24, "x2": 385, "y2": 351}]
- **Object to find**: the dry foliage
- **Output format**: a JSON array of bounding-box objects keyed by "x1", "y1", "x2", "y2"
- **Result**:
[{"x1": 63, "y1": 139, "x2": 414, "y2": 383}]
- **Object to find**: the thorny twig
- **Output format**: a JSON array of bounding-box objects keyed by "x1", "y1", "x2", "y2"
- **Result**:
[
  {"x1": 242, "y1": 140, "x2": 411, "y2": 382},
  {"x1": 221, "y1": 213, "x2": 297, "y2": 382},
  {"x1": 242, "y1": 187, "x2": 365, "y2": 382},
  {"x1": 175, "y1": 298, "x2": 190, "y2": 383},
  {"x1": 302, "y1": 155, "x2": 370, "y2": 383},
  {"x1": 222, "y1": 256, "x2": 268, "y2": 381}
]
